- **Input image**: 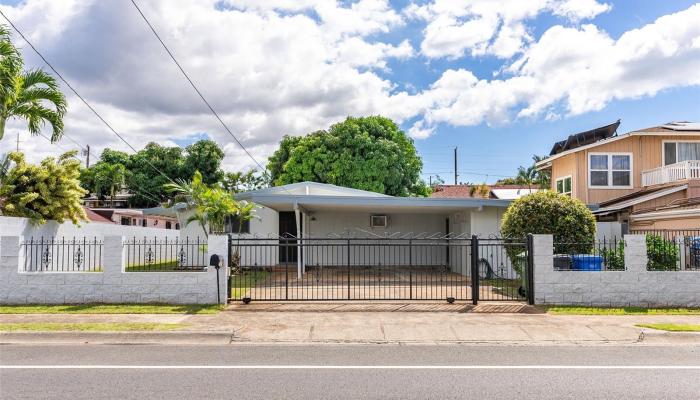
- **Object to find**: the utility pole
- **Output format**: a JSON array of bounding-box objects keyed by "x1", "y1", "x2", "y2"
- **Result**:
[
  {"x1": 85, "y1": 145, "x2": 90, "y2": 168},
  {"x1": 454, "y1": 146, "x2": 458, "y2": 185},
  {"x1": 429, "y1": 176, "x2": 432, "y2": 186}
]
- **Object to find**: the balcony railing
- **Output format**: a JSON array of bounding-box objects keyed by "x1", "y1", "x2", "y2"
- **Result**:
[{"x1": 641, "y1": 160, "x2": 700, "y2": 186}]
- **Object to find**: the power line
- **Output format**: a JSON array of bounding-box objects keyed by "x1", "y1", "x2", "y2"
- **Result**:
[
  {"x1": 0, "y1": 8, "x2": 179, "y2": 190},
  {"x1": 129, "y1": 0, "x2": 267, "y2": 174}
]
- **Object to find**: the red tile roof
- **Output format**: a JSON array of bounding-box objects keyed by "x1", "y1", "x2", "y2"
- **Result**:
[
  {"x1": 430, "y1": 184, "x2": 539, "y2": 198},
  {"x1": 83, "y1": 207, "x2": 114, "y2": 224}
]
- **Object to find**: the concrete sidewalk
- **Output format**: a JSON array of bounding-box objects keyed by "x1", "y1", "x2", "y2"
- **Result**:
[{"x1": 2, "y1": 302, "x2": 700, "y2": 345}]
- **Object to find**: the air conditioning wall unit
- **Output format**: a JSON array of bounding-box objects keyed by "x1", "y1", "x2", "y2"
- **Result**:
[{"x1": 370, "y1": 215, "x2": 388, "y2": 228}]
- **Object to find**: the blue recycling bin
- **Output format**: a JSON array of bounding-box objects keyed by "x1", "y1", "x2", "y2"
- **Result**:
[{"x1": 572, "y1": 254, "x2": 603, "y2": 271}]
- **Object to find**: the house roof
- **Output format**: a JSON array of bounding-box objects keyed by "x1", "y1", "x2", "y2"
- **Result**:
[
  {"x1": 431, "y1": 184, "x2": 541, "y2": 200},
  {"x1": 237, "y1": 181, "x2": 511, "y2": 213},
  {"x1": 592, "y1": 184, "x2": 688, "y2": 215},
  {"x1": 238, "y1": 181, "x2": 390, "y2": 198},
  {"x1": 83, "y1": 207, "x2": 114, "y2": 224},
  {"x1": 536, "y1": 121, "x2": 700, "y2": 169}
]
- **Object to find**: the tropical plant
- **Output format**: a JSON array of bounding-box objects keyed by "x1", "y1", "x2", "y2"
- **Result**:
[
  {"x1": 469, "y1": 183, "x2": 491, "y2": 198},
  {"x1": 0, "y1": 151, "x2": 87, "y2": 224},
  {"x1": 268, "y1": 116, "x2": 429, "y2": 196},
  {"x1": 93, "y1": 162, "x2": 126, "y2": 207},
  {"x1": 0, "y1": 25, "x2": 67, "y2": 142},
  {"x1": 164, "y1": 171, "x2": 237, "y2": 238},
  {"x1": 497, "y1": 155, "x2": 551, "y2": 188}
]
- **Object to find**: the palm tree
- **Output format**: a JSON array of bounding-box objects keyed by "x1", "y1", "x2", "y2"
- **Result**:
[
  {"x1": 94, "y1": 163, "x2": 126, "y2": 207},
  {"x1": 0, "y1": 25, "x2": 67, "y2": 142}
]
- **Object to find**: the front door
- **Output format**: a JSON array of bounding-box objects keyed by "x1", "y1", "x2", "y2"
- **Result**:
[{"x1": 279, "y1": 212, "x2": 300, "y2": 263}]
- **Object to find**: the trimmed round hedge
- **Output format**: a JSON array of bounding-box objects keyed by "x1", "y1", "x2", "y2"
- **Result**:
[{"x1": 501, "y1": 191, "x2": 596, "y2": 254}]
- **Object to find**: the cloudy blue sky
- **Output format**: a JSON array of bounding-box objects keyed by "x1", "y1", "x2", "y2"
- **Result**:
[{"x1": 0, "y1": 0, "x2": 698, "y2": 184}]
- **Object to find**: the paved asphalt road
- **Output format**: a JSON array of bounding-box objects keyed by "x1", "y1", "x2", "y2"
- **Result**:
[{"x1": 1, "y1": 344, "x2": 699, "y2": 399}]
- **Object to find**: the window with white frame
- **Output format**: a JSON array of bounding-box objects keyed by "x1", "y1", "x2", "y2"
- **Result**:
[
  {"x1": 589, "y1": 153, "x2": 632, "y2": 188},
  {"x1": 663, "y1": 142, "x2": 700, "y2": 166},
  {"x1": 556, "y1": 176, "x2": 572, "y2": 196}
]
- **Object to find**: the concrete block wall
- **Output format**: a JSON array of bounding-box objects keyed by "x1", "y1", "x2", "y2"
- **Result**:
[
  {"x1": 533, "y1": 234, "x2": 700, "y2": 307},
  {"x1": 0, "y1": 235, "x2": 229, "y2": 305}
]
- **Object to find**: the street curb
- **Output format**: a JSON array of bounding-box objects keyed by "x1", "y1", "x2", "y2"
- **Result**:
[
  {"x1": 639, "y1": 330, "x2": 700, "y2": 344},
  {"x1": 0, "y1": 331, "x2": 234, "y2": 345}
]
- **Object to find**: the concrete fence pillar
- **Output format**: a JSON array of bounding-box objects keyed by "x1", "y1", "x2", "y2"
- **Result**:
[
  {"x1": 0, "y1": 236, "x2": 21, "y2": 303},
  {"x1": 103, "y1": 236, "x2": 125, "y2": 276},
  {"x1": 208, "y1": 234, "x2": 229, "y2": 304},
  {"x1": 624, "y1": 234, "x2": 647, "y2": 273},
  {"x1": 531, "y1": 234, "x2": 553, "y2": 304}
]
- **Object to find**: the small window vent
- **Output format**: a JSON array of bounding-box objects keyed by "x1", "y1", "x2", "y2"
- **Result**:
[{"x1": 370, "y1": 215, "x2": 387, "y2": 228}]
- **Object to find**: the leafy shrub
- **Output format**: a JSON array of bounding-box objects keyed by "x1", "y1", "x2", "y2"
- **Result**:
[
  {"x1": 500, "y1": 191, "x2": 596, "y2": 275},
  {"x1": 598, "y1": 241, "x2": 625, "y2": 271},
  {"x1": 501, "y1": 191, "x2": 596, "y2": 254},
  {"x1": 646, "y1": 234, "x2": 679, "y2": 271}
]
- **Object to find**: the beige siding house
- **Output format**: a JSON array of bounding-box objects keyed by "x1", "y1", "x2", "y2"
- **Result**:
[{"x1": 536, "y1": 121, "x2": 700, "y2": 230}]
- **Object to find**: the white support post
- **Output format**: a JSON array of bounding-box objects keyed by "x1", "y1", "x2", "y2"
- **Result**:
[{"x1": 294, "y1": 205, "x2": 302, "y2": 279}]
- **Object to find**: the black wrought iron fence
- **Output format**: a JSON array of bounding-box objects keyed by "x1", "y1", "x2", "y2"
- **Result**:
[
  {"x1": 629, "y1": 230, "x2": 699, "y2": 271},
  {"x1": 552, "y1": 238, "x2": 625, "y2": 271},
  {"x1": 21, "y1": 237, "x2": 102, "y2": 272},
  {"x1": 228, "y1": 236, "x2": 532, "y2": 303},
  {"x1": 125, "y1": 237, "x2": 207, "y2": 272}
]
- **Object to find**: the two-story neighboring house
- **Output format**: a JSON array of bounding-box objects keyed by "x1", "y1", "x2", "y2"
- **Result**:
[{"x1": 535, "y1": 121, "x2": 700, "y2": 230}]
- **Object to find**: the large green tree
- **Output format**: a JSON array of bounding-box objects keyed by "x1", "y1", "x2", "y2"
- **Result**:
[
  {"x1": 125, "y1": 143, "x2": 184, "y2": 207},
  {"x1": 221, "y1": 169, "x2": 269, "y2": 193},
  {"x1": 0, "y1": 26, "x2": 67, "y2": 142},
  {"x1": 0, "y1": 151, "x2": 87, "y2": 224},
  {"x1": 79, "y1": 140, "x2": 229, "y2": 207},
  {"x1": 182, "y1": 139, "x2": 225, "y2": 185},
  {"x1": 268, "y1": 116, "x2": 428, "y2": 196}
]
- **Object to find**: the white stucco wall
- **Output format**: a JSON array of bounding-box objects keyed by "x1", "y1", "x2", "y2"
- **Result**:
[
  {"x1": 533, "y1": 234, "x2": 700, "y2": 307},
  {"x1": 0, "y1": 216, "x2": 180, "y2": 242},
  {"x1": 0, "y1": 235, "x2": 229, "y2": 305}
]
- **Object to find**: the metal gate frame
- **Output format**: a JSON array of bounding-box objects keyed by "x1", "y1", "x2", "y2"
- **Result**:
[{"x1": 228, "y1": 234, "x2": 534, "y2": 304}]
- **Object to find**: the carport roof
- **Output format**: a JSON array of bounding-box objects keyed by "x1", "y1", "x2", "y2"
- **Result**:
[{"x1": 236, "y1": 182, "x2": 511, "y2": 212}]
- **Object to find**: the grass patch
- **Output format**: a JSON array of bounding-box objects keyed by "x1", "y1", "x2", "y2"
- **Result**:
[
  {"x1": 0, "y1": 304, "x2": 223, "y2": 315},
  {"x1": 0, "y1": 322, "x2": 189, "y2": 332},
  {"x1": 546, "y1": 306, "x2": 700, "y2": 315},
  {"x1": 230, "y1": 270, "x2": 269, "y2": 299},
  {"x1": 636, "y1": 323, "x2": 700, "y2": 332},
  {"x1": 125, "y1": 260, "x2": 206, "y2": 272}
]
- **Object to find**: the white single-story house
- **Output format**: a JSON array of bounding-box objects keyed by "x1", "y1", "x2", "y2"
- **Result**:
[{"x1": 230, "y1": 182, "x2": 511, "y2": 240}]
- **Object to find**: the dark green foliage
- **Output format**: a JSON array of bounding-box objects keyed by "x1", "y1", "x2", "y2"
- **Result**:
[
  {"x1": 182, "y1": 139, "x2": 225, "y2": 185},
  {"x1": 79, "y1": 140, "x2": 226, "y2": 207},
  {"x1": 221, "y1": 170, "x2": 269, "y2": 193},
  {"x1": 267, "y1": 116, "x2": 429, "y2": 196},
  {"x1": 598, "y1": 240, "x2": 625, "y2": 271},
  {"x1": 646, "y1": 234, "x2": 680, "y2": 271},
  {"x1": 595, "y1": 234, "x2": 679, "y2": 271},
  {"x1": 501, "y1": 191, "x2": 596, "y2": 255}
]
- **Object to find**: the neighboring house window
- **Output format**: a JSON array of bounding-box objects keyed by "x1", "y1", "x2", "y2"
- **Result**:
[
  {"x1": 589, "y1": 153, "x2": 632, "y2": 188},
  {"x1": 120, "y1": 217, "x2": 130, "y2": 226},
  {"x1": 224, "y1": 215, "x2": 250, "y2": 234},
  {"x1": 142, "y1": 219, "x2": 147, "y2": 227},
  {"x1": 165, "y1": 221, "x2": 172, "y2": 229},
  {"x1": 664, "y1": 142, "x2": 700, "y2": 165},
  {"x1": 556, "y1": 176, "x2": 572, "y2": 196},
  {"x1": 175, "y1": 223, "x2": 180, "y2": 230}
]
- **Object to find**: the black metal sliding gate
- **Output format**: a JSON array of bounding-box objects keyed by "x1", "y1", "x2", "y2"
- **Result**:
[{"x1": 228, "y1": 235, "x2": 533, "y2": 304}]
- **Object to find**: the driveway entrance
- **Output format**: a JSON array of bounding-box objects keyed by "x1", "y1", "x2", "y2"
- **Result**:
[{"x1": 228, "y1": 236, "x2": 533, "y2": 304}]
